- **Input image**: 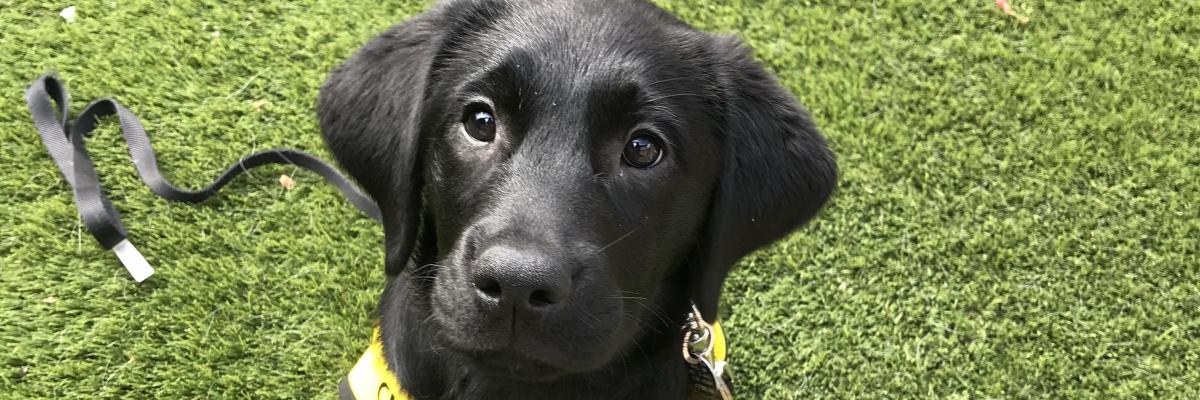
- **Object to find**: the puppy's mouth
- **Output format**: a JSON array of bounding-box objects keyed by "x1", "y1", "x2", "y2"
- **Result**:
[
  {"x1": 431, "y1": 317, "x2": 607, "y2": 381},
  {"x1": 428, "y1": 297, "x2": 627, "y2": 380},
  {"x1": 464, "y1": 348, "x2": 568, "y2": 382}
]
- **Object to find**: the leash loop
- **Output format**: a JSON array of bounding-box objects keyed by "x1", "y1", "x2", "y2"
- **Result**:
[{"x1": 25, "y1": 74, "x2": 382, "y2": 281}]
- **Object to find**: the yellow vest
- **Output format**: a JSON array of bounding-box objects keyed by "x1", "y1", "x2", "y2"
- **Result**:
[{"x1": 339, "y1": 323, "x2": 727, "y2": 400}]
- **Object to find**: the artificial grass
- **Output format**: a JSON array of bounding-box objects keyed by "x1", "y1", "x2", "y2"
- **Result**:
[{"x1": 1, "y1": 0, "x2": 1197, "y2": 398}]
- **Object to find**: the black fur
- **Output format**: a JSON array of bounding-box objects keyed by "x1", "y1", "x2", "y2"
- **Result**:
[{"x1": 318, "y1": 0, "x2": 836, "y2": 398}]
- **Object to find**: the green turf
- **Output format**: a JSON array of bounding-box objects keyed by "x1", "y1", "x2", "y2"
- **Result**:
[{"x1": 2, "y1": 0, "x2": 1197, "y2": 398}]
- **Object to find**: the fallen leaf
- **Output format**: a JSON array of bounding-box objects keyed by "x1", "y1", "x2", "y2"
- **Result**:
[
  {"x1": 253, "y1": 99, "x2": 269, "y2": 111},
  {"x1": 279, "y1": 174, "x2": 296, "y2": 190},
  {"x1": 43, "y1": 296, "x2": 58, "y2": 304},
  {"x1": 59, "y1": 6, "x2": 77, "y2": 23},
  {"x1": 995, "y1": 0, "x2": 1030, "y2": 24}
]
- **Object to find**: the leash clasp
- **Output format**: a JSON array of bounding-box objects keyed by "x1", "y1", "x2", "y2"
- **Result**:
[{"x1": 682, "y1": 304, "x2": 733, "y2": 400}]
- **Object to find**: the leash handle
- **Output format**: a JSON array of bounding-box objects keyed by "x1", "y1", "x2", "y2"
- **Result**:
[{"x1": 25, "y1": 74, "x2": 382, "y2": 281}]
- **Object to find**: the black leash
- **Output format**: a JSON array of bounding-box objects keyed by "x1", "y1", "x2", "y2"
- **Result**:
[{"x1": 24, "y1": 74, "x2": 382, "y2": 281}]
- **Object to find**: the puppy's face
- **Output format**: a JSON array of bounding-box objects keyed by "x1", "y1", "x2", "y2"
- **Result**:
[
  {"x1": 422, "y1": 9, "x2": 722, "y2": 379},
  {"x1": 319, "y1": 0, "x2": 836, "y2": 387}
]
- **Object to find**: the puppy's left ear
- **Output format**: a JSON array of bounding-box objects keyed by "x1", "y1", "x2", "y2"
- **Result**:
[{"x1": 692, "y1": 36, "x2": 838, "y2": 319}]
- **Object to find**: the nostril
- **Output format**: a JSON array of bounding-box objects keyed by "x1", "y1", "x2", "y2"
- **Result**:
[
  {"x1": 529, "y1": 289, "x2": 557, "y2": 308},
  {"x1": 474, "y1": 276, "x2": 502, "y2": 300}
]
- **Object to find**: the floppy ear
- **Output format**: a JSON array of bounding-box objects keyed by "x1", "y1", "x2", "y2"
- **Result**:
[
  {"x1": 691, "y1": 37, "x2": 838, "y2": 319},
  {"x1": 318, "y1": 13, "x2": 442, "y2": 275}
]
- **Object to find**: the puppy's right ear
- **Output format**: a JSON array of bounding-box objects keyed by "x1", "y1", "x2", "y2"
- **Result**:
[{"x1": 318, "y1": 13, "x2": 441, "y2": 275}]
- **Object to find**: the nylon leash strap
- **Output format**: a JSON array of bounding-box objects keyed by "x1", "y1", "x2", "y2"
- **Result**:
[{"x1": 24, "y1": 74, "x2": 382, "y2": 281}]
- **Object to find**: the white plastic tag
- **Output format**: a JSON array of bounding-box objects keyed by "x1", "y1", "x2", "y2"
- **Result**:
[{"x1": 112, "y1": 240, "x2": 154, "y2": 282}]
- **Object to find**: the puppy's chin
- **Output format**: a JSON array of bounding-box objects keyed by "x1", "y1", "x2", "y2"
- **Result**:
[
  {"x1": 463, "y1": 349, "x2": 575, "y2": 383},
  {"x1": 428, "y1": 306, "x2": 626, "y2": 378}
]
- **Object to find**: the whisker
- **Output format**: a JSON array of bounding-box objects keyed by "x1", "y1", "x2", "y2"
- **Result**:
[
  {"x1": 407, "y1": 262, "x2": 448, "y2": 279},
  {"x1": 643, "y1": 76, "x2": 695, "y2": 87},
  {"x1": 643, "y1": 92, "x2": 755, "y2": 125},
  {"x1": 643, "y1": 93, "x2": 708, "y2": 103},
  {"x1": 420, "y1": 343, "x2": 445, "y2": 355},
  {"x1": 596, "y1": 223, "x2": 643, "y2": 254},
  {"x1": 619, "y1": 309, "x2": 663, "y2": 335},
  {"x1": 580, "y1": 310, "x2": 602, "y2": 327},
  {"x1": 608, "y1": 293, "x2": 673, "y2": 329}
]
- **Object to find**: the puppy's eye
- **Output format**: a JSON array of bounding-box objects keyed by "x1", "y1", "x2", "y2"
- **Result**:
[
  {"x1": 622, "y1": 133, "x2": 663, "y2": 168},
  {"x1": 462, "y1": 105, "x2": 497, "y2": 142}
]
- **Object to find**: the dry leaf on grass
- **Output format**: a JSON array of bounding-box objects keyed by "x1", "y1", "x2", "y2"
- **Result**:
[
  {"x1": 279, "y1": 174, "x2": 296, "y2": 190},
  {"x1": 995, "y1": 0, "x2": 1030, "y2": 24}
]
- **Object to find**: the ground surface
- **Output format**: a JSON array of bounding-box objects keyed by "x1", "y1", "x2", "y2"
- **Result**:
[{"x1": 2, "y1": 0, "x2": 1197, "y2": 398}]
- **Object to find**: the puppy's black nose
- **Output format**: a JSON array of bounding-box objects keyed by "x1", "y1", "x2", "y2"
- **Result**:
[{"x1": 472, "y1": 246, "x2": 571, "y2": 316}]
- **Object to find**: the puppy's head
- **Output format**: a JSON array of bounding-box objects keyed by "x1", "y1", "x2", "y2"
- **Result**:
[{"x1": 319, "y1": 0, "x2": 835, "y2": 383}]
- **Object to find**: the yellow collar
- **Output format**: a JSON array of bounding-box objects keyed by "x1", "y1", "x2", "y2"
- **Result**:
[
  {"x1": 340, "y1": 328, "x2": 409, "y2": 400},
  {"x1": 340, "y1": 323, "x2": 727, "y2": 400},
  {"x1": 710, "y1": 321, "x2": 727, "y2": 362}
]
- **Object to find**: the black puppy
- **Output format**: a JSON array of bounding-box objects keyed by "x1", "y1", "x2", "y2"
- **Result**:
[{"x1": 318, "y1": 0, "x2": 836, "y2": 398}]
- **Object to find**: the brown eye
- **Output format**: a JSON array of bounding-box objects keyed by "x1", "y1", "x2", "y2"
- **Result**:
[
  {"x1": 462, "y1": 105, "x2": 496, "y2": 142},
  {"x1": 622, "y1": 133, "x2": 663, "y2": 168}
]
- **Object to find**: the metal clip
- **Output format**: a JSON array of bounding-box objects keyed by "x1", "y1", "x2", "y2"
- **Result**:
[{"x1": 682, "y1": 304, "x2": 733, "y2": 400}]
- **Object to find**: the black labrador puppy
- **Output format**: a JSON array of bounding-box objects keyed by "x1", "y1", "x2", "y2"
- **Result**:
[{"x1": 318, "y1": 0, "x2": 836, "y2": 398}]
